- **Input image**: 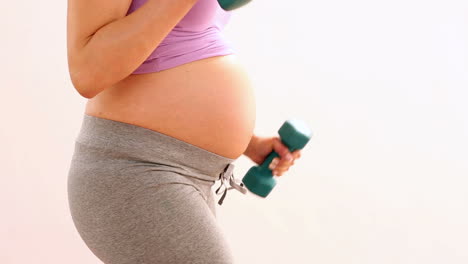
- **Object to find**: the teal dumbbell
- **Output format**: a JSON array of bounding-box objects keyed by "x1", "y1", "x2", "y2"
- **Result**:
[
  {"x1": 242, "y1": 119, "x2": 313, "y2": 197},
  {"x1": 218, "y1": 0, "x2": 252, "y2": 10}
]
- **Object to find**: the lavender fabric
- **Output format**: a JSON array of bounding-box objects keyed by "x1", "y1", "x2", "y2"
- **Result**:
[{"x1": 126, "y1": 0, "x2": 235, "y2": 74}]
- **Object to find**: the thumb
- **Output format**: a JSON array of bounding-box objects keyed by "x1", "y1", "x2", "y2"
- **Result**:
[{"x1": 271, "y1": 137, "x2": 293, "y2": 161}]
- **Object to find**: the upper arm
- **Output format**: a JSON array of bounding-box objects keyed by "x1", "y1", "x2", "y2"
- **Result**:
[{"x1": 66, "y1": 0, "x2": 132, "y2": 78}]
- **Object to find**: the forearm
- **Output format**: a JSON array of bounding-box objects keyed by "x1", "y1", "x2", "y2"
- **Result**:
[{"x1": 71, "y1": 0, "x2": 198, "y2": 98}]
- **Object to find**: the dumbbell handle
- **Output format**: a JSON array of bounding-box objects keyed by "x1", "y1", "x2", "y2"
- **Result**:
[
  {"x1": 242, "y1": 119, "x2": 312, "y2": 197},
  {"x1": 258, "y1": 144, "x2": 298, "y2": 174}
]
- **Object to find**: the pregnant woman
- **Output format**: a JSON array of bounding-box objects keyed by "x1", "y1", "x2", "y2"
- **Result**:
[{"x1": 66, "y1": 0, "x2": 301, "y2": 263}]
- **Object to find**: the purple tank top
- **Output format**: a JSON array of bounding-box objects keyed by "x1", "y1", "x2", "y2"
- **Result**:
[{"x1": 126, "y1": 0, "x2": 235, "y2": 74}]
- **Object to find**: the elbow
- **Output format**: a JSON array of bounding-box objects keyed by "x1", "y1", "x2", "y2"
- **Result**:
[
  {"x1": 77, "y1": 88, "x2": 96, "y2": 100},
  {"x1": 77, "y1": 84, "x2": 98, "y2": 99},
  {"x1": 69, "y1": 68, "x2": 101, "y2": 99}
]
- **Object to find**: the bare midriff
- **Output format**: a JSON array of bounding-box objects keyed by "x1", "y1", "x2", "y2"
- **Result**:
[{"x1": 85, "y1": 54, "x2": 256, "y2": 159}]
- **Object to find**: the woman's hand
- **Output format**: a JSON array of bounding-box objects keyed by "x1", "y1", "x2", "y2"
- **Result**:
[{"x1": 243, "y1": 135, "x2": 302, "y2": 176}]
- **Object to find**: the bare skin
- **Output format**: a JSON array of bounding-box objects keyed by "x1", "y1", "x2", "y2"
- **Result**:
[
  {"x1": 85, "y1": 54, "x2": 257, "y2": 159},
  {"x1": 84, "y1": 53, "x2": 302, "y2": 172},
  {"x1": 67, "y1": 0, "x2": 301, "y2": 174}
]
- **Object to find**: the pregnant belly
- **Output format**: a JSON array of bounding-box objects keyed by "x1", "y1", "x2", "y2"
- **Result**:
[{"x1": 84, "y1": 55, "x2": 256, "y2": 159}]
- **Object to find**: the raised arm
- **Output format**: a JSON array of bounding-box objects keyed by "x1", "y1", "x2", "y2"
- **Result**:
[{"x1": 67, "y1": 0, "x2": 198, "y2": 98}]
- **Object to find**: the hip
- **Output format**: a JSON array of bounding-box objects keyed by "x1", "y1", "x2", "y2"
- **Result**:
[{"x1": 67, "y1": 118, "x2": 236, "y2": 262}]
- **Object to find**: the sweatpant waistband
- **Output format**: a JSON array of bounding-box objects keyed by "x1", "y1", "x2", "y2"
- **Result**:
[{"x1": 75, "y1": 114, "x2": 236, "y2": 181}]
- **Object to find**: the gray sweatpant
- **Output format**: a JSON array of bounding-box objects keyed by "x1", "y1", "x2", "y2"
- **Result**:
[{"x1": 67, "y1": 114, "x2": 238, "y2": 264}]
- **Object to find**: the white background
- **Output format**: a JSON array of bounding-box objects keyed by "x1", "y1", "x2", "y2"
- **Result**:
[{"x1": 1, "y1": 0, "x2": 467, "y2": 263}]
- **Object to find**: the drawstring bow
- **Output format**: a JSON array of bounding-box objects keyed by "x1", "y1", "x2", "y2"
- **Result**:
[{"x1": 215, "y1": 163, "x2": 247, "y2": 205}]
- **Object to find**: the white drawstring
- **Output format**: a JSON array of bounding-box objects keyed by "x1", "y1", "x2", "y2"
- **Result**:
[{"x1": 215, "y1": 163, "x2": 248, "y2": 205}]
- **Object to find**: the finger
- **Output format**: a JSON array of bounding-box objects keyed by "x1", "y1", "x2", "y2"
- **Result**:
[
  {"x1": 275, "y1": 162, "x2": 292, "y2": 171},
  {"x1": 274, "y1": 160, "x2": 295, "y2": 175},
  {"x1": 275, "y1": 171, "x2": 283, "y2": 176},
  {"x1": 276, "y1": 156, "x2": 295, "y2": 168},
  {"x1": 273, "y1": 169, "x2": 282, "y2": 176},
  {"x1": 274, "y1": 167, "x2": 289, "y2": 176},
  {"x1": 293, "y1": 150, "x2": 302, "y2": 159},
  {"x1": 274, "y1": 168, "x2": 290, "y2": 177},
  {"x1": 272, "y1": 137, "x2": 293, "y2": 161},
  {"x1": 268, "y1": 157, "x2": 280, "y2": 170}
]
